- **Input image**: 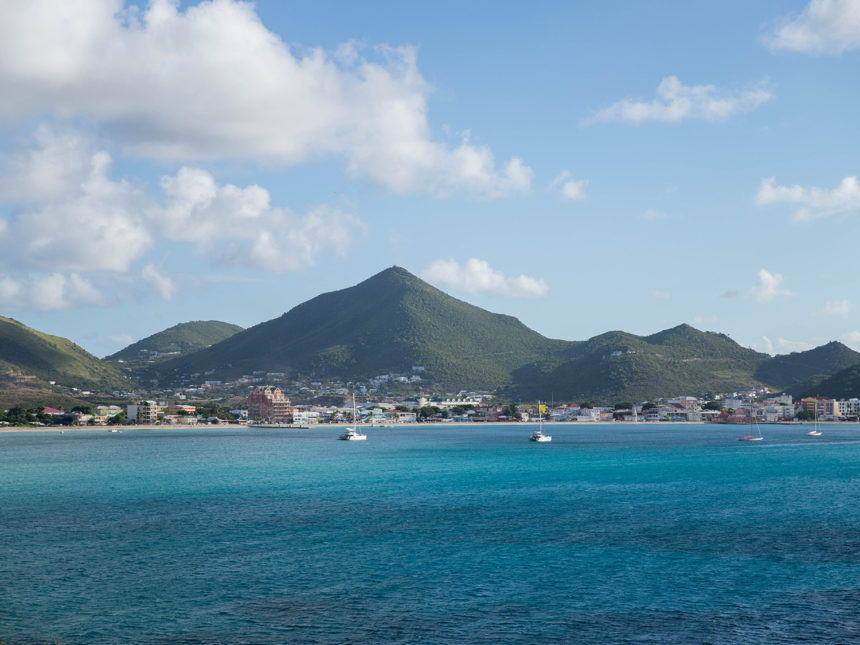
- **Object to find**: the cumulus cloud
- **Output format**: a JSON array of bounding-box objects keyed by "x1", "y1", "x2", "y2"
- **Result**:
[
  {"x1": 755, "y1": 176, "x2": 860, "y2": 221},
  {"x1": 421, "y1": 258, "x2": 549, "y2": 298},
  {"x1": 0, "y1": 273, "x2": 104, "y2": 311},
  {"x1": 748, "y1": 268, "x2": 793, "y2": 303},
  {"x1": 583, "y1": 76, "x2": 773, "y2": 125},
  {"x1": 0, "y1": 128, "x2": 366, "y2": 310},
  {"x1": 549, "y1": 171, "x2": 587, "y2": 200},
  {"x1": 0, "y1": 0, "x2": 530, "y2": 198},
  {"x1": 765, "y1": 0, "x2": 860, "y2": 54}
]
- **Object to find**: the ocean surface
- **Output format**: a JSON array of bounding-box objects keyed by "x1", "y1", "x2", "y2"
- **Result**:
[{"x1": 1, "y1": 423, "x2": 859, "y2": 644}]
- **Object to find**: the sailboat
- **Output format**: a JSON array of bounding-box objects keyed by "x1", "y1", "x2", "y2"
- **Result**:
[
  {"x1": 808, "y1": 401, "x2": 822, "y2": 436},
  {"x1": 738, "y1": 399, "x2": 763, "y2": 441},
  {"x1": 529, "y1": 400, "x2": 552, "y2": 442},
  {"x1": 339, "y1": 394, "x2": 367, "y2": 441}
]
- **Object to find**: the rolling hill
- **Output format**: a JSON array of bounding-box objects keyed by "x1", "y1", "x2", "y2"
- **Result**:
[
  {"x1": 106, "y1": 320, "x2": 243, "y2": 367},
  {"x1": 0, "y1": 315, "x2": 134, "y2": 396},
  {"x1": 801, "y1": 362, "x2": 860, "y2": 400},
  {"x1": 753, "y1": 341, "x2": 860, "y2": 394},
  {"x1": 507, "y1": 324, "x2": 769, "y2": 402}
]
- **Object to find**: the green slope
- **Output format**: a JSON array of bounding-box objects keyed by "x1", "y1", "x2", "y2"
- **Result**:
[
  {"x1": 143, "y1": 267, "x2": 572, "y2": 389},
  {"x1": 0, "y1": 315, "x2": 133, "y2": 392},
  {"x1": 132, "y1": 269, "x2": 860, "y2": 401},
  {"x1": 106, "y1": 320, "x2": 243, "y2": 366},
  {"x1": 798, "y1": 360, "x2": 860, "y2": 399},
  {"x1": 754, "y1": 341, "x2": 860, "y2": 392},
  {"x1": 508, "y1": 324, "x2": 769, "y2": 403}
]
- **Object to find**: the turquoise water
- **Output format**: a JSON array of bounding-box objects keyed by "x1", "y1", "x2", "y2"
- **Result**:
[{"x1": 1, "y1": 423, "x2": 859, "y2": 644}]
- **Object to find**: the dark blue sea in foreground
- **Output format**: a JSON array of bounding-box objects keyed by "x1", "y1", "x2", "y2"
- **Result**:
[{"x1": 2, "y1": 423, "x2": 859, "y2": 644}]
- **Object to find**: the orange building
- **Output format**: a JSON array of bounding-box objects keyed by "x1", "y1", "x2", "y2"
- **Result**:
[{"x1": 247, "y1": 386, "x2": 292, "y2": 423}]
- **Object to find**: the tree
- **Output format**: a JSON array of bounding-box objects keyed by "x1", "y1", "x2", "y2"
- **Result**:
[
  {"x1": 614, "y1": 402, "x2": 633, "y2": 410},
  {"x1": 703, "y1": 401, "x2": 722, "y2": 411},
  {"x1": 72, "y1": 405, "x2": 93, "y2": 415},
  {"x1": 503, "y1": 403, "x2": 521, "y2": 420},
  {"x1": 641, "y1": 402, "x2": 657, "y2": 411},
  {"x1": 108, "y1": 410, "x2": 128, "y2": 425},
  {"x1": 796, "y1": 409, "x2": 814, "y2": 421}
]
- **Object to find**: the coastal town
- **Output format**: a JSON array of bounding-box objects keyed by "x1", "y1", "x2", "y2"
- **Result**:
[{"x1": 4, "y1": 380, "x2": 857, "y2": 428}]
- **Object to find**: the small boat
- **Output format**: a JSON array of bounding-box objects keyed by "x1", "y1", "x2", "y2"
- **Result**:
[
  {"x1": 808, "y1": 402, "x2": 822, "y2": 436},
  {"x1": 529, "y1": 400, "x2": 552, "y2": 442},
  {"x1": 108, "y1": 428, "x2": 121, "y2": 433},
  {"x1": 738, "y1": 399, "x2": 763, "y2": 441},
  {"x1": 339, "y1": 394, "x2": 367, "y2": 441}
]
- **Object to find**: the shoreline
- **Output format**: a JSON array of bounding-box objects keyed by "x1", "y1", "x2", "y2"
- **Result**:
[{"x1": 0, "y1": 420, "x2": 843, "y2": 433}]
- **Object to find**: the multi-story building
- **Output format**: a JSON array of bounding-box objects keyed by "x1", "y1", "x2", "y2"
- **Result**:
[
  {"x1": 127, "y1": 400, "x2": 159, "y2": 424},
  {"x1": 799, "y1": 397, "x2": 839, "y2": 418},
  {"x1": 837, "y1": 398, "x2": 860, "y2": 417},
  {"x1": 247, "y1": 386, "x2": 292, "y2": 423}
]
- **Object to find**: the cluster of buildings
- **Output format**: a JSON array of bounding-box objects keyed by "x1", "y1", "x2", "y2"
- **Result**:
[{"x1": 24, "y1": 385, "x2": 860, "y2": 428}]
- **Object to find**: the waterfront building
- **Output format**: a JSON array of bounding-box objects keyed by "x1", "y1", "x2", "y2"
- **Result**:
[
  {"x1": 127, "y1": 400, "x2": 159, "y2": 424},
  {"x1": 247, "y1": 386, "x2": 292, "y2": 423}
]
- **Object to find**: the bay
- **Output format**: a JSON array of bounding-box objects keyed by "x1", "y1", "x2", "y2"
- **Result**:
[{"x1": 1, "y1": 423, "x2": 859, "y2": 644}]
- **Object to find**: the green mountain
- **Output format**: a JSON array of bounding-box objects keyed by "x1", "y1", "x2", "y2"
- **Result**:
[
  {"x1": 508, "y1": 324, "x2": 768, "y2": 402},
  {"x1": 106, "y1": 320, "x2": 243, "y2": 366},
  {"x1": 800, "y1": 361, "x2": 860, "y2": 400},
  {"x1": 142, "y1": 267, "x2": 573, "y2": 389},
  {"x1": 0, "y1": 315, "x2": 133, "y2": 393},
  {"x1": 753, "y1": 341, "x2": 860, "y2": 393},
  {"x1": 133, "y1": 268, "x2": 860, "y2": 402}
]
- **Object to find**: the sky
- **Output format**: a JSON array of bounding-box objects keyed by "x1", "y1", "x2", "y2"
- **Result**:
[{"x1": 1, "y1": 0, "x2": 860, "y2": 358}]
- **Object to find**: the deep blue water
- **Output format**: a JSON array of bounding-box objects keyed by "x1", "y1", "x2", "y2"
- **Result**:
[{"x1": 1, "y1": 423, "x2": 859, "y2": 644}]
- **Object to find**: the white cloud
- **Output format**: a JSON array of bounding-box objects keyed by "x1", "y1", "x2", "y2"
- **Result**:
[
  {"x1": 106, "y1": 334, "x2": 135, "y2": 349},
  {"x1": 651, "y1": 290, "x2": 671, "y2": 300},
  {"x1": 0, "y1": 272, "x2": 104, "y2": 311},
  {"x1": 141, "y1": 263, "x2": 175, "y2": 301},
  {"x1": 766, "y1": 0, "x2": 860, "y2": 54},
  {"x1": 219, "y1": 205, "x2": 365, "y2": 273},
  {"x1": 748, "y1": 268, "x2": 793, "y2": 303},
  {"x1": 549, "y1": 171, "x2": 587, "y2": 200},
  {"x1": 841, "y1": 331, "x2": 860, "y2": 351},
  {"x1": 693, "y1": 314, "x2": 718, "y2": 325},
  {"x1": 0, "y1": 0, "x2": 530, "y2": 198},
  {"x1": 0, "y1": 128, "x2": 152, "y2": 273},
  {"x1": 755, "y1": 176, "x2": 860, "y2": 221},
  {"x1": 583, "y1": 76, "x2": 773, "y2": 125},
  {"x1": 775, "y1": 337, "x2": 815, "y2": 353},
  {"x1": 820, "y1": 299, "x2": 851, "y2": 315},
  {"x1": 761, "y1": 335, "x2": 815, "y2": 355},
  {"x1": 0, "y1": 129, "x2": 365, "y2": 278},
  {"x1": 421, "y1": 258, "x2": 549, "y2": 298}
]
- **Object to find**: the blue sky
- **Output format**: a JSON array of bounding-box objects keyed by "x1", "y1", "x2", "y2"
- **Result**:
[{"x1": 1, "y1": 0, "x2": 859, "y2": 358}]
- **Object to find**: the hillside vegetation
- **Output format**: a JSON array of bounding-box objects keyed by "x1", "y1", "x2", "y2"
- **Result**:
[
  {"x1": 134, "y1": 268, "x2": 860, "y2": 402},
  {"x1": 106, "y1": 320, "x2": 243, "y2": 366},
  {"x1": 141, "y1": 267, "x2": 573, "y2": 390},
  {"x1": 0, "y1": 316, "x2": 134, "y2": 393}
]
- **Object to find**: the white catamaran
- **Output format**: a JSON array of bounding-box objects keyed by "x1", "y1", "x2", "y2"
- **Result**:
[
  {"x1": 339, "y1": 394, "x2": 367, "y2": 441},
  {"x1": 529, "y1": 400, "x2": 552, "y2": 442}
]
